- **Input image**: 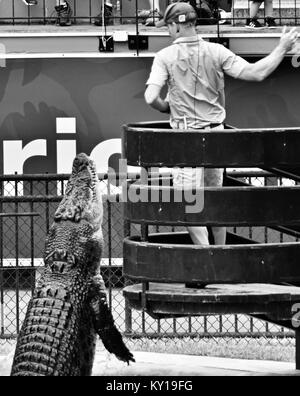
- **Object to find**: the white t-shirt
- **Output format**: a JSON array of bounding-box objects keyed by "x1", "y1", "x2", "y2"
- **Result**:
[{"x1": 147, "y1": 35, "x2": 249, "y2": 129}]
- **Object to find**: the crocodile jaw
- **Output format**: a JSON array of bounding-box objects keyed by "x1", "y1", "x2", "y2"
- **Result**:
[{"x1": 54, "y1": 153, "x2": 103, "y2": 229}]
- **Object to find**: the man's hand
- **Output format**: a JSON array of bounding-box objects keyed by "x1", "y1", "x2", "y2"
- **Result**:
[
  {"x1": 145, "y1": 84, "x2": 170, "y2": 113},
  {"x1": 279, "y1": 26, "x2": 299, "y2": 53}
]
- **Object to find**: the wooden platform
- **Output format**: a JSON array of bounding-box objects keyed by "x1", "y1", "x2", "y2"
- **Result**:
[
  {"x1": 125, "y1": 186, "x2": 300, "y2": 226},
  {"x1": 124, "y1": 124, "x2": 300, "y2": 167},
  {"x1": 123, "y1": 283, "x2": 300, "y2": 322},
  {"x1": 124, "y1": 234, "x2": 300, "y2": 285}
]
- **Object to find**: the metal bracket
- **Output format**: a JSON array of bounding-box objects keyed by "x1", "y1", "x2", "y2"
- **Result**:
[
  {"x1": 128, "y1": 35, "x2": 149, "y2": 51},
  {"x1": 141, "y1": 282, "x2": 149, "y2": 310},
  {"x1": 99, "y1": 36, "x2": 114, "y2": 52},
  {"x1": 209, "y1": 37, "x2": 230, "y2": 49}
]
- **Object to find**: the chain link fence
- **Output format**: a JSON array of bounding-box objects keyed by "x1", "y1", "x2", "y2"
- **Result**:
[{"x1": 0, "y1": 171, "x2": 297, "y2": 351}]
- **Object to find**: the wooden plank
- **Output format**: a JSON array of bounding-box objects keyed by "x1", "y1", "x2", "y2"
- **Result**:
[
  {"x1": 124, "y1": 185, "x2": 300, "y2": 226},
  {"x1": 123, "y1": 283, "x2": 300, "y2": 321},
  {"x1": 226, "y1": 175, "x2": 300, "y2": 240},
  {"x1": 144, "y1": 231, "x2": 256, "y2": 246},
  {"x1": 124, "y1": 234, "x2": 300, "y2": 284},
  {"x1": 123, "y1": 125, "x2": 300, "y2": 167}
]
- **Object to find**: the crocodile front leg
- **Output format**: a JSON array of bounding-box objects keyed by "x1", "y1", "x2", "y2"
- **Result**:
[{"x1": 89, "y1": 275, "x2": 135, "y2": 365}]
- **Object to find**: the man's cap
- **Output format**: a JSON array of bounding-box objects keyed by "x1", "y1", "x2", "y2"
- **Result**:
[{"x1": 156, "y1": 2, "x2": 197, "y2": 27}]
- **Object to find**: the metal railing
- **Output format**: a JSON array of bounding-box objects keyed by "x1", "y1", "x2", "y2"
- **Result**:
[
  {"x1": 0, "y1": 1, "x2": 298, "y2": 27},
  {"x1": 0, "y1": 170, "x2": 297, "y2": 346}
]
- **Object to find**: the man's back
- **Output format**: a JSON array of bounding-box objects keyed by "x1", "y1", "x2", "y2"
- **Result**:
[{"x1": 148, "y1": 36, "x2": 247, "y2": 128}]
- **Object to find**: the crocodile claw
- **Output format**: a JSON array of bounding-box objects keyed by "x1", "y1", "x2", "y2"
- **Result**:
[{"x1": 99, "y1": 327, "x2": 135, "y2": 365}]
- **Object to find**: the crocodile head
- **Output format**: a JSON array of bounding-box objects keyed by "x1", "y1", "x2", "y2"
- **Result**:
[
  {"x1": 54, "y1": 153, "x2": 102, "y2": 228},
  {"x1": 43, "y1": 153, "x2": 103, "y2": 276}
]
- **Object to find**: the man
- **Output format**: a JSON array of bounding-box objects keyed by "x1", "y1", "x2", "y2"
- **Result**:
[
  {"x1": 23, "y1": 0, "x2": 73, "y2": 26},
  {"x1": 141, "y1": 0, "x2": 217, "y2": 27},
  {"x1": 145, "y1": 2, "x2": 298, "y2": 245}
]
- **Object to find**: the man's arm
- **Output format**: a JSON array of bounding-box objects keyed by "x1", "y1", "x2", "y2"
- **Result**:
[
  {"x1": 238, "y1": 27, "x2": 299, "y2": 82},
  {"x1": 144, "y1": 84, "x2": 170, "y2": 113},
  {"x1": 145, "y1": 52, "x2": 170, "y2": 113}
]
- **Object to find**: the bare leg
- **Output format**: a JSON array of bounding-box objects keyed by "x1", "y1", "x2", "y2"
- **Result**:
[
  {"x1": 264, "y1": 0, "x2": 274, "y2": 17},
  {"x1": 212, "y1": 226, "x2": 226, "y2": 245},
  {"x1": 188, "y1": 226, "x2": 209, "y2": 245},
  {"x1": 250, "y1": 1, "x2": 262, "y2": 18},
  {"x1": 148, "y1": 0, "x2": 160, "y2": 11}
]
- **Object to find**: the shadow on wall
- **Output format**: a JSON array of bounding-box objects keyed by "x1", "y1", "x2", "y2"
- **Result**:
[{"x1": 0, "y1": 57, "x2": 164, "y2": 173}]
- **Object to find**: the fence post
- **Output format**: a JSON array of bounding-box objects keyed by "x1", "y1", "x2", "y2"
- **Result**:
[
  {"x1": 296, "y1": 329, "x2": 300, "y2": 370},
  {"x1": 0, "y1": 179, "x2": 3, "y2": 337},
  {"x1": 124, "y1": 219, "x2": 133, "y2": 335}
]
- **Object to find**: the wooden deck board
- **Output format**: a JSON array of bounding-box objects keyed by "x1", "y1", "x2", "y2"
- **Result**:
[{"x1": 124, "y1": 283, "x2": 300, "y2": 320}]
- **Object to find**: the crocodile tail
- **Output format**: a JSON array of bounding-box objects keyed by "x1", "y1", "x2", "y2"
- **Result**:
[{"x1": 95, "y1": 300, "x2": 135, "y2": 365}]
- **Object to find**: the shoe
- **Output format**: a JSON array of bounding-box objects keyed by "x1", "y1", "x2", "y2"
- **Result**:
[
  {"x1": 138, "y1": 9, "x2": 152, "y2": 20},
  {"x1": 145, "y1": 9, "x2": 162, "y2": 27},
  {"x1": 138, "y1": 9, "x2": 152, "y2": 24},
  {"x1": 265, "y1": 17, "x2": 277, "y2": 28},
  {"x1": 94, "y1": 3, "x2": 114, "y2": 26},
  {"x1": 245, "y1": 18, "x2": 263, "y2": 28},
  {"x1": 22, "y1": 0, "x2": 38, "y2": 5},
  {"x1": 55, "y1": 2, "x2": 72, "y2": 26}
]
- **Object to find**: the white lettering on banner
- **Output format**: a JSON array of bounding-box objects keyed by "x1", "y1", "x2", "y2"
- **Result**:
[
  {"x1": 56, "y1": 117, "x2": 76, "y2": 134},
  {"x1": 56, "y1": 117, "x2": 77, "y2": 173},
  {"x1": 90, "y1": 138, "x2": 122, "y2": 173},
  {"x1": 2, "y1": 118, "x2": 124, "y2": 175},
  {"x1": 3, "y1": 139, "x2": 47, "y2": 196},
  {"x1": 3, "y1": 139, "x2": 47, "y2": 174},
  {"x1": 57, "y1": 140, "x2": 77, "y2": 174}
]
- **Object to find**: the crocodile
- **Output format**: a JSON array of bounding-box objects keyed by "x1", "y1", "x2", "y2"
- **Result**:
[{"x1": 11, "y1": 153, "x2": 134, "y2": 376}]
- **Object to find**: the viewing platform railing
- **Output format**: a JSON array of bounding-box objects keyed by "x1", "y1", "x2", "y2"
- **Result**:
[
  {"x1": 0, "y1": 1, "x2": 298, "y2": 57},
  {"x1": 0, "y1": 0, "x2": 299, "y2": 28},
  {"x1": 122, "y1": 122, "x2": 300, "y2": 369}
]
